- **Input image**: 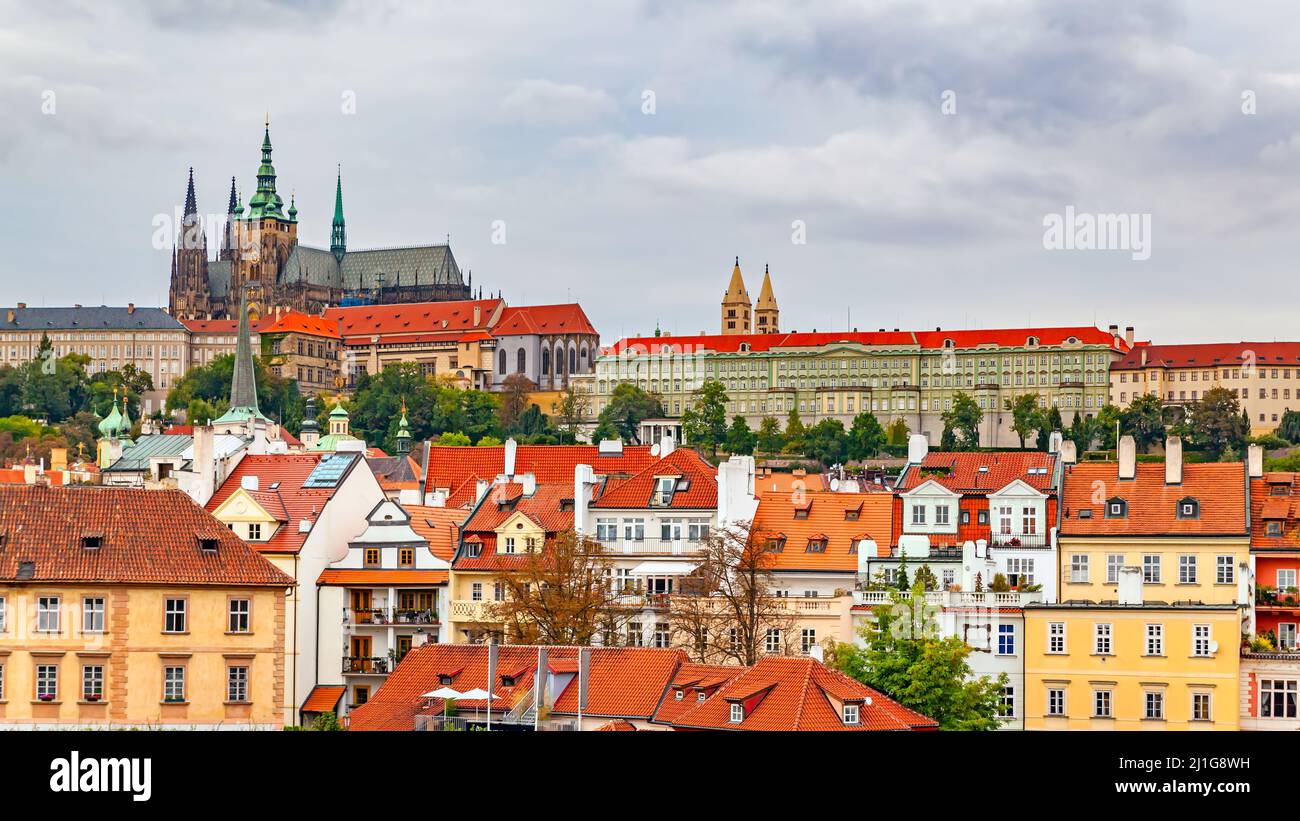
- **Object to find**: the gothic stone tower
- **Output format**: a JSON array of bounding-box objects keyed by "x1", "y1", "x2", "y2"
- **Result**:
[
  {"x1": 754, "y1": 263, "x2": 779, "y2": 334},
  {"x1": 228, "y1": 117, "x2": 299, "y2": 319},
  {"x1": 168, "y1": 168, "x2": 212, "y2": 319},
  {"x1": 720, "y1": 257, "x2": 752, "y2": 335}
]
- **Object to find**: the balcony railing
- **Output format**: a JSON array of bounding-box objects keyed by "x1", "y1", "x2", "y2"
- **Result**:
[
  {"x1": 449, "y1": 600, "x2": 499, "y2": 622},
  {"x1": 771, "y1": 596, "x2": 841, "y2": 614},
  {"x1": 598, "y1": 538, "x2": 705, "y2": 556},
  {"x1": 343, "y1": 656, "x2": 390, "y2": 675},
  {"x1": 347, "y1": 607, "x2": 439, "y2": 626},
  {"x1": 989, "y1": 532, "x2": 1048, "y2": 548},
  {"x1": 855, "y1": 590, "x2": 1042, "y2": 608},
  {"x1": 611, "y1": 592, "x2": 672, "y2": 610}
]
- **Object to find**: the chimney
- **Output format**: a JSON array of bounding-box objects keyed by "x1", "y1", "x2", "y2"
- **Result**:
[
  {"x1": 192, "y1": 425, "x2": 216, "y2": 504},
  {"x1": 519, "y1": 472, "x2": 536, "y2": 496},
  {"x1": 1118, "y1": 435, "x2": 1136, "y2": 480},
  {"x1": 1048, "y1": 431, "x2": 1063, "y2": 454},
  {"x1": 16, "y1": 302, "x2": 25, "y2": 309},
  {"x1": 127, "y1": 303, "x2": 136, "y2": 314},
  {"x1": 241, "y1": 474, "x2": 260, "y2": 492},
  {"x1": 1059, "y1": 440, "x2": 1077, "y2": 465},
  {"x1": 1140, "y1": 348, "x2": 1147, "y2": 366},
  {"x1": 473, "y1": 305, "x2": 481, "y2": 326},
  {"x1": 573, "y1": 464, "x2": 595, "y2": 535},
  {"x1": 907, "y1": 434, "x2": 928, "y2": 465},
  {"x1": 1125, "y1": 326, "x2": 1134, "y2": 346},
  {"x1": 1165, "y1": 436, "x2": 1182, "y2": 485},
  {"x1": 1107, "y1": 324, "x2": 1118, "y2": 339},
  {"x1": 808, "y1": 644, "x2": 824, "y2": 663},
  {"x1": 660, "y1": 434, "x2": 675, "y2": 457},
  {"x1": 503, "y1": 437, "x2": 517, "y2": 477},
  {"x1": 1117, "y1": 566, "x2": 1143, "y2": 605},
  {"x1": 1249, "y1": 443, "x2": 1264, "y2": 478}
]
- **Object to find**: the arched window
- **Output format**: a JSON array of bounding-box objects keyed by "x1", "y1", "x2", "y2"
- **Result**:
[
  {"x1": 569, "y1": 347, "x2": 577, "y2": 374},
  {"x1": 541, "y1": 348, "x2": 551, "y2": 376},
  {"x1": 517, "y1": 348, "x2": 526, "y2": 374},
  {"x1": 498, "y1": 349, "x2": 507, "y2": 375}
]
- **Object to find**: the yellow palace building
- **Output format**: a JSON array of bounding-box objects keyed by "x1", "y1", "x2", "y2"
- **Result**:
[{"x1": 1023, "y1": 436, "x2": 1249, "y2": 730}]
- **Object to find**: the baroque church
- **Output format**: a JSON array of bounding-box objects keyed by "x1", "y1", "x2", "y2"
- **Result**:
[{"x1": 168, "y1": 120, "x2": 475, "y2": 320}]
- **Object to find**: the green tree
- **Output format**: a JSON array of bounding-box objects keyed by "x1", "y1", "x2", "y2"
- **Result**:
[
  {"x1": 803, "y1": 418, "x2": 849, "y2": 466},
  {"x1": 1122, "y1": 393, "x2": 1165, "y2": 453},
  {"x1": 724, "y1": 415, "x2": 756, "y2": 455},
  {"x1": 784, "y1": 408, "x2": 806, "y2": 451},
  {"x1": 847, "y1": 411, "x2": 886, "y2": 461},
  {"x1": 1278, "y1": 410, "x2": 1300, "y2": 445},
  {"x1": 595, "y1": 383, "x2": 665, "y2": 444},
  {"x1": 756, "y1": 416, "x2": 784, "y2": 454},
  {"x1": 1186, "y1": 386, "x2": 1250, "y2": 459},
  {"x1": 1093, "y1": 403, "x2": 1123, "y2": 451},
  {"x1": 1009, "y1": 394, "x2": 1041, "y2": 448},
  {"x1": 913, "y1": 564, "x2": 939, "y2": 592},
  {"x1": 885, "y1": 418, "x2": 910, "y2": 447},
  {"x1": 826, "y1": 590, "x2": 1007, "y2": 731},
  {"x1": 1064, "y1": 410, "x2": 1096, "y2": 453},
  {"x1": 498, "y1": 373, "x2": 536, "y2": 433},
  {"x1": 941, "y1": 392, "x2": 982, "y2": 451},
  {"x1": 166, "y1": 352, "x2": 303, "y2": 432},
  {"x1": 436, "y1": 431, "x2": 472, "y2": 446},
  {"x1": 1035, "y1": 406, "x2": 1062, "y2": 451},
  {"x1": 681, "y1": 379, "x2": 728, "y2": 457},
  {"x1": 556, "y1": 383, "x2": 591, "y2": 441}
]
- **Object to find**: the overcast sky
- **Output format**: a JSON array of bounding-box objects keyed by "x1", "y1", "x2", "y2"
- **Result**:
[{"x1": 3, "y1": 0, "x2": 1300, "y2": 345}]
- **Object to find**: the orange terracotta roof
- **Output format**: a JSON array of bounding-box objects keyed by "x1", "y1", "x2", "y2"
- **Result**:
[
  {"x1": 325, "y1": 299, "x2": 500, "y2": 343},
  {"x1": 595, "y1": 719, "x2": 637, "y2": 731},
  {"x1": 264, "y1": 311, "x2": 340, "y2": 338},
  {"x1": 653, "y1": 663, "x2": 745, "y2": 724},
  {"x1": 1251, "y1": 474, "x2": 1300, "y2": 550},
  {"x1": 181, "y1": 317, "x2": 274, "y2": 334},
  {"x1": 405, "y1": 505, "x2": 468, "y2": 562},
  {"x1": 1060, "y1": 461, "x2": 1248, "y2": 536},
  {"x1": 493, "y1": 303, "x2": 598, "y2": 338},
  {"x1": 423, "y1": 444, "x2": 661, "y2": 491},
  {"x1": 302, "y1": 685, "x2": 346, "y2": 714},
  {"x1": 0, "y1": 485, "x2": 293, "y2": 587},
  {"x1": 207, "y1": 454, "x2": 358, "y2": 554},
  {"x1": 752, "y1": 491, "x2": 892, "y2": 571},
  {"x1": 898, "y1": 451, "x2": 1057, "y2": 494},
  {"x1": 1112, "y1": 341, "x2": 1300, "y2": 371},
  {"x1": 663, "y1": 656, "x2": 936, "y2": 731},
  {"x1": 317, "y1": 569, "x2": 449, "y2": 586},
  {"x1": 592, "y1": 448, "x2": 718, "y2": 510},
  {"x1": 455, "y1": 483, "x2": 576, "y2": 570},
  {"x1": 753, "y1": 471, "x2": 826, "y2": 494}
]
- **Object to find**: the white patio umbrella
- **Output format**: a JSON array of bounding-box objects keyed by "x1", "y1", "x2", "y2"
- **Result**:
[
  {"x1": 421, "y1": 686, "x2": 464, "y2": 719},
  {"x1": 458, "y1": 688, "x2": 500, "y2": 724}
]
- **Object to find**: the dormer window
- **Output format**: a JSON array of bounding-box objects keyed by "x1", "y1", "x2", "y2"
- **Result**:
[
  {"x1": 1176, "y1": 498, "x2": 1199, "y2": 519},
  {"x1": 674, "y1": 689, "x2": 684, "y2": 701},
  {"x1": 843, "y1": 703, "x2": 860, "y2": 725},
  {"x1": 1267, "y1": 521, "x2": 1284, "y2": 536},
  {"x1": 439, "y1": 674, "x2": 455, "y2": 686},
  {"x1": 793, "y1": 507, "x2": 810, "y2": 520},
  {"x1": 844, "y1": 507, "x2": 861, "y2": 522},
  {"x1": 1105, "y1": 498, "x2": 1127, "y2": 519},
  {"x1": 806, "y1": 538, "x2": 828, "y2": 553},
  {"x1": 500, "y1": 675, "x2": 516, "y2": 687},
  {"x1": 652, "y1": 477, "x2": 676, "y2": 507},
  {"x1": 768, "y1": 537, "x2": 786, "y2": 553},
  {"x1": 197, "y1": 537, "x2": 219, "y2": 554},
  {"x1": 81, "y1": 533, "x2": 103, "y2": 550},
  {"x1": 729, "y1": 703, "x2": 744, "y2": 723},
  {"x1": 464, "y1": 541, "x2": 482, "y2": 558},
  {"x1": 697, "y1": 691, "x2": 706, "y2": 703}
]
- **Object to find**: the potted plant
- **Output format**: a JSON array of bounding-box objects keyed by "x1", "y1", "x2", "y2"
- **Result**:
[
  {"x1": 38, "y1": 693, "x2": 55, "y2": 702},
  {"x1": 85, "y1": 693, "x2": 101, "y2": 702}
]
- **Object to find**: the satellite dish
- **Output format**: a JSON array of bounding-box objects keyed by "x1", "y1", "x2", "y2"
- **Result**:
[
  {"x1": 830, "y1": 478, "x2": 840, "y2": 492},
  {"x1": 650, "y1": 444, "x2": 660, "y2": 457}
]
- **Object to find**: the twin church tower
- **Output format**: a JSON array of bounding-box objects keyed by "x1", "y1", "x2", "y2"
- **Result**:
[
  {"x1": 168, "y1": 119, "x2": 474, "y2": 320},
  {"x1": 720, "y1": 257, "x2": 779, "y2": 335}
]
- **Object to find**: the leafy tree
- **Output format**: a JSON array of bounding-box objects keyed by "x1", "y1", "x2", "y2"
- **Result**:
[
  {"x1": 595, "y1": 383, "x2": 665, "y2": 444},
  {"x1": 913, "y1": 564, "x2": 939, "y2": 592},
  {"x1": 491, "y1": 530, "x2": 620, "y2": 645},
  {"x1": 1186, "y1": 386, "x2": 1249, "y2": 459},
  {"x1": 1009, "y1": 394, "x2": 1041, "y2": 448},
  {"x1": 556, "y1": 383, "x2": 592, "y2": 441},
  {"x1": 803, "y1": 418, "x2": 849, "y2": 466},
  {"x1": 1035, "y1": 406, "x2": 1062, "y2": 451},
  {"x1": 784, "y1": 408, "x2": 806, "y2": 451},
  {"x1": 498, "y1": 373, "x2": 535, "y2": 432},
  {"x1": 826, "y1": 589, "x2": 1007, "y2": 730},
  {"x1": 1093, "y1": 403, "x2": 1123, "y2": 451},
  {"x1": 21, "y1": 352, "x2": 91, "y2": 423},
  {"x1": 940, "y1": 391, "x2": 981, "y2": 451},
  {"x1": 847, "y1": 411, "x2": 886, "y2": 460},
  {"x1": 681, "y1": 379, "x2": 728, "y2": 457},
  {"x1": 885, "y1": 418, "x2": 910, "y2": 446},
  {"x1": 1122, "y1": 393, "x2": 1165, "y2": 453},
  {"x1": 1064, "y1": 409, "x2": 1096, "y2": 453},
  {"x1": 756, "y1": 416, "x2": 784, "y2": 454},
  {"x1": 1278, "y1": 410, "x2": 1300, "y2": 446},
  {"x1": 435, "y1": 432, "x2": 472, "y2": 446},
  {"x1": 166, "y1": 352, "x2": 303, "y2": 431},
  {"x1": 725, "y1": 415, "x2": 756, "y2": 455}
]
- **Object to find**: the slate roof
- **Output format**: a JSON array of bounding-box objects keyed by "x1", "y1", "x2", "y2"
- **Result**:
[
  {"x1": 101, "y1": 434, "x2": 192, "y2": 473},
  {"x1": 0, "y1": 306, "x2": 183, "y2": 331},
  {"x1": 280, "y1": 244, "x2": 463, "y2": 291},
  {"x1": 0, "y1": 485, "x2": 292, "y2": 586}
]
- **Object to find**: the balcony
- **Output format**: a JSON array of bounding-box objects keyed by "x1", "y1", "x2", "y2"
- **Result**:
[
  {"x1": 854, "y1": 590, "x2": 1042, "y2": 608},
  {"x1": 770, "y1": 596, "x2": 842, "y2": 614},
  {"x1": 611, "y1": 592, "x2": 672, "y2": 610},
  {"x1": 343, "y1": 656, "x2": 390, "y2": 675},
  {"x1": 598, "y1": 538, "x2": 705, "y2": 556},
  {"x1": 449, "y1": 599, "x2": 499, "y2": 623},
  {"x1": 346, "y1": 607, "x2": 439, "y2": 626},
  {"x1": 1257, "y1": 588, "x2": 1300, "y2": 609},
  {"x1": 989, "y1": 532, "x2": 1049, "y2": 548}
]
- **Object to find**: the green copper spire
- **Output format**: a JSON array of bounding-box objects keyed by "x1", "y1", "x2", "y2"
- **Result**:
[
  {"x1": 330, "y1": 164, "x2": 346, "y2": 262},
  {"x1": 245, "y1": 115, "x2": 286, "y2": 219},
  {"x1": 213, "y1": 286, "x2": 270, "y2": 426},
  {"x1": 97, "y1": 389, "x2": 124, "y2": 438},
  {"x1": 395, "y1": 400, "x2": 412, "y2": 454}
]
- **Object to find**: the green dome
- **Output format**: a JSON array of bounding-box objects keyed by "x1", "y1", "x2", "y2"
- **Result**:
[{"x1": 97, "y1": 403, "x2": 123, "y2": 437}]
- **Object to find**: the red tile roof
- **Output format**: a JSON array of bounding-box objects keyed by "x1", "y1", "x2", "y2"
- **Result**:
[
  {"x1": 1112, "y1": 341, "x2": 1300, "y2": 371},
  {"x1": 263, "y1": 311, "x2": 341, "y2": 339},
  {"x1": 317, "y1": 569, "x2": 449, "y2": 586},
  {"x1": 652, "y1": 663, "x2": 745, "y2": 724},
  {"x1": 1250, "y1": 474, "x2": 1300, "y2": 550},
  {"x1": 493, "y1": 303, "x2": 598, "y2": 338},
  {"x1": 898, "y1": 451, "x2": 1057, "y2": 494},
  {"x1": 302, "y1": 685, "x2": 346, "y2": 714},
  {"x1": 592, "y1": 448, "x2": 718, "y2": 510},
  {"x1": 662, "y1": 656, "x2": 936, "y2": 731},
  {"x1": 325, "y1": 299, "x2": 501, "y2": 343},
  {"x1": 608, "y1": 326, "x2": 1127, "y2": 356},
  {"x1": 595, "y1": 719, "x2": 637, "y2": 731},
  {"x1": 1060, "y1": 461, "x2": 1248, "y2": 536},
  {"x1": 405, "y1": 505, "x2": 467, "y2": 562},
  {"x1": 0, "y1": 485, "x2": 293, "y2": 587},
  {"x1": 181, "y1": 317, "x2": 274, "y2": 334},
  {"x1": 206, "y1": 454, "x2": 356, "y2": 554},
  {"x1": 752, "y1": 491, "x2": 892, "y2": 571},
  {"x1": 455, "y1": 483, "x2": 576, "y2": 571},
  {"x1": 423, "y1": 444, "x2": 661, "y2": 492}
]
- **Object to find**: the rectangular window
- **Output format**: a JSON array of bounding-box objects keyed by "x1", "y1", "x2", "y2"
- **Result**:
[
  {"x1": 801, "y1": 628, "x2": 817, "y2": 655},
  {"x1": 1143, "y1": 555, "x2": 1161, "y2": 584},
  {"x1": 399, "y1": 547, "x2": 415, "y2": 567},
  {"x1": 37, "y1": 596, "x2": 60, "y2": 633},
  {"x1": 36, "y1": 664, "x2": 58, "y2": 700},
  {"x1": 1048, "y1": 622, "x2": 1066, "y2": 654},
  {"x1": 997, "y1": 624, "x2": 1015, "y2": 655},
  {"x1": 0, "y1": 596, "x2": 5, "y2": 632},
  {"x1": 1178, "y1": 555, "x2": 1197, "y2": 584},
  {"x1": 164, "y1": 598, "x2": 187, "y2": 633},
  {"x1": 503, "y1": 537, "x2": 516, "y2": 555},
  {"x1": 471, "y1": 582, "x2": 482, "y2": 601},
  {"x1": 1145, "y1": 623, "x2": 1164, "y2": 656},
  {"x1": 227, "y1": 666, "x2": 249, "y2": 703},
  {"x1": 1106, "y1": 554, "x2": 1124, "y2": 584},
  {"x1": 1070, "y1": 554, "x2": 1089, "y2": 583},
  {"x1": 228, "y1": 599, "x2": 251, "y2": 633},
  {"x1": 998, "y1": 686, "x2": 1015, "y2": 718},
  {"x1": 1144, "y1": 691, "x2": 1164, "y2": 720},
  {"x1": 911, "y1": 505, "x2": 926, "y2": 525},
  {"x1": 729, "y1": 703, "x2": 743, "y2": 723},
  {"x1": 82, "y1": 665, "x2": 104, "y2": 701},
  {"x1": 1191, "y1": 692, "x2": 1211, "y2": 722},
  {"x1": 164, "y1": 666, "x2": 186, "y2": 702},
  {"x1": 1094, "y1": 622, "x2": 1112, "y2": 655},
  {"x1": 1261, "y1": 679, "x2": 1298, "y2": 718},
  {"x1": 1093, "y1": 689, "x2": 1112, "y2": 718},
  {"x1": 843, "y1": 703, "x2": 860, "y2": 725},
  {"x1": 1192, "y1": 624, "x2": 1212, "y2": 657},
  {"x1": 1047, "y1": 688, "x2": 1065, "y2": 717},
  {"x1": 247, "y1": 522, "x2": 262, "y2": 541},
  {"x1": 82, "y1": 597, "x2": 105, "y2": 634},
  {"x1": 364, "y1": 548, "x2": 380, "y2": 567},
  {"x1": 1217, "y1": 556, "x2": 1235, "y2": 585},
  {"x1": 765, "y1": 628, "x2": 782, "y2": 654},
  {"x1": 934, "y1": 505, "x2": 950, "y2": 526}
]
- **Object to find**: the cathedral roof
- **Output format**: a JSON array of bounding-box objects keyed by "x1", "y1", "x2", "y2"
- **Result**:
[{"x1": 277, "y1": 244, "x2": 463, "y2": 293}]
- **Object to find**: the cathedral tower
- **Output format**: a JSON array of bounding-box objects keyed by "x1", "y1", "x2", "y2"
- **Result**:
[
  {"x1": 720, "y1": 257, "x2": 752, "y2": 335},
  {"x1": 331, "y1": 165, "x2": 347, "y2": 262},
  {"x1": 230, "y1": 117, "x2": 298, "y2": 309},
  {"x1": 754, "y1": 263, "x2": 779, "y2": 334},
  {"x1": 168, "y1": 167, "x2": 211, "y2": 319}
]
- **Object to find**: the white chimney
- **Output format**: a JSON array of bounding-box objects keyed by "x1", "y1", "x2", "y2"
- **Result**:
[
  {"x1": 598, "y1": 439, "x2": 623, "y2": 456},
  {"x1": 475, "y1": 479, "x2": 490, "y2": 503},
  {"x1": 519, "y1": 472, "x2": 536, "y2": 496},
  {"x1": 857, "y1": 540, "x2": 877, "y2": 577},
  {"x1": 660, "y1": 434, "x2": 675, "y2": 457},
  {"x1": 503, "y1": 437, "x2": 518, "y2": 477},
  {"x1": 1118, "y1": 566, "x2": 1143, "y2": 605},
  {"x1": 193, "y1": 425, "x2": 216, "y2": 504},
  {"x1": 241, "y1": 474, "x2": 259, "y2": 492},
  {"x1": 1059, "y1": 440, "x2": 1077, "y2": 465},
  {"x1": 808, "y1": 644, "x2": 824, "y2": 663},
  {"x1": 398, "y1": 488, "x2": 421, "y2": 505},
  {"x1": 1048, "y1": 431, "x2": 1063, "y2": 454},
  {"x1": 1249, "y1": 444, "x2": 1264, "y2": 479},
  {"x1": 574, "y1": 464, "x2": 595, "y2": 535},
  {"x1": 1165, "y1": 435, "x2": 1182, "y2": 485},
  {"x1": 906, "y1": 434, "x2": 928, "y2": 465},
  {"x1": 1118, "y1": 435, "x2": 1136, "y2": 480},
  {"x1": 1125, "y1": 326, "x2": 1134, "y2": 347}
]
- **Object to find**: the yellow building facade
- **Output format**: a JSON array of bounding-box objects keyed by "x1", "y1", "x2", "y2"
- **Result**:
[{"x1": 1058, "y1": 536, "x2": 1248, "y2": 605}]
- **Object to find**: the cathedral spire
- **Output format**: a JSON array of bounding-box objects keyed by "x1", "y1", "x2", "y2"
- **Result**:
[
  {"x1": 212, "y1": 285, "x2": 269, "y2": 425},
  {"x1": 183, "y1": 167, "x2": 198, "y2": 218},
  {"x1": 331, "y1": 164, "x2": 347, "y2": 262},
  {"x1": 226, "y1": 176, "x2": 237, "y2": 215},
  {"x1": 247, "y1": 116, "x2": 285, "y2": 218}
]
